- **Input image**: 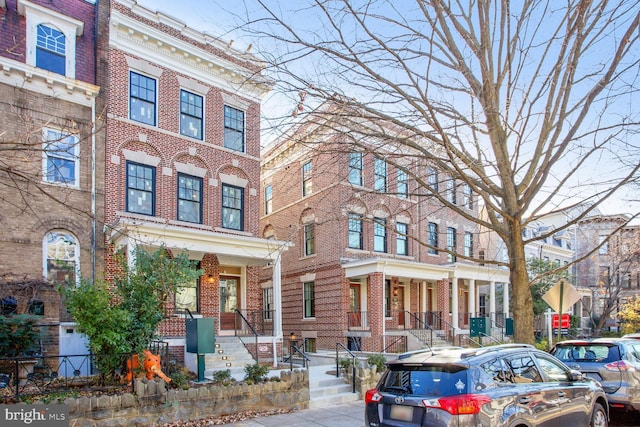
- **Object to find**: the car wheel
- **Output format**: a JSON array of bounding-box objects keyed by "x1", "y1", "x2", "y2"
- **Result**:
[{"x1": 591, "y1": 403, "x2": 607, "y2": 427}]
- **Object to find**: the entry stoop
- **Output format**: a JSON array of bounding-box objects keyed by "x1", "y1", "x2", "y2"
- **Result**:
[
  {"x1": 204, "y1": 336, "x2": 255, "y2": 380},
  {"x1": 308, "y1": 366, "x2": 361, "y2": 409}
]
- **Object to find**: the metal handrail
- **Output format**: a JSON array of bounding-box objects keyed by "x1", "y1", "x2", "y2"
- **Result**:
[
  {"x1": 335, "y1": 343, "x2": 357, "y2": 393},
  {"x1": 289, "y1": 344, "x2": 310, "y2": 371},
  {"x1": 433, "y1": 312, "x2": 456, "y2": 345},
  {"x1": 403, "y1": 311, "x2": 435, "y2": 346},
  {"x1": 381, "y1": 336, "x2": 407, "y2": 353},
  {"x1": 234, "y1": 309, "x2": 259, "y2": 362}
]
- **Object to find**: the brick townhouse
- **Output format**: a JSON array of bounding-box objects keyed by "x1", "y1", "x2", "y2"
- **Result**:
[
  {"x1": 0, "y1": 0, "x2": 102, "y2": 359},
  {"x1": 96, "y1": 0, "x2": 289, "y2": 370},
  {"x1": 260, "y1": 101, "x2": 510, "y2": 353}
]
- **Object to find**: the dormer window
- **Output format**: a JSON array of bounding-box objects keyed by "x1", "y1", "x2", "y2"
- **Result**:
[{"x1": 19, "y1": 0, "x2": 84, "y2": 79}]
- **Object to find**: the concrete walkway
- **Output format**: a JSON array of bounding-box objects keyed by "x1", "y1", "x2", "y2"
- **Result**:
[
  {"x1": 215, "y1": 401, "x2": 365, "y2": 427},
  {"x1": 217, "y1": 364, "x2": 366, "y2": 427}
]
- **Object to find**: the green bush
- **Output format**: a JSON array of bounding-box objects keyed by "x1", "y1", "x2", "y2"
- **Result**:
[
  {"x1": 244, "y1": 363, "x2": 269, "y2": 384},
  {"x1": 212, "y1": 369, "x2": 234, "y2": 386},
  {"x1": 338, "y1": 357, "x2": 354, "y2": 374},
  {"x1": 367, "y1": 353, "x2": 387, "y2": 372},
  {"x1": 0, "y1": 314, "x2": 41, "y2": 357}
]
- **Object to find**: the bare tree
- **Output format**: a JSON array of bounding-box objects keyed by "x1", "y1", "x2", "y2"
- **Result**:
[{"x1": 239, "y1": 0, "x2": 640, "y2": 343}]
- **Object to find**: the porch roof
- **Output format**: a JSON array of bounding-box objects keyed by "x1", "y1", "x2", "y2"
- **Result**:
[
  {"x1": 107, "y1": 216, "x2": 291, "y2": 266},
  {"x1": 342, "y1": 257, "x2": 510, "y2": 283}
]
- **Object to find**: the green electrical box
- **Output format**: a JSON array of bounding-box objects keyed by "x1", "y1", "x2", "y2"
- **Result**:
[
  {"x1": 186, "y1": 318, "x2": 215, "y2": 354},
  {"x1": 505, "y1": 318, "x2": 514, "y2": 336},
  {"x1": 470, "y1": 317, "x2": 490, "y2": 337}
]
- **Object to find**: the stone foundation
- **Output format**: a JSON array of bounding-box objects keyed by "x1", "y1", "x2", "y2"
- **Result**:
[{"x1": 65, "y1": 369, "x2": 309, "y2": 427}]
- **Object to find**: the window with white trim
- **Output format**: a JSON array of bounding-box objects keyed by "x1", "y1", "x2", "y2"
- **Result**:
[
  {"x1": 37, "y1": 24, "x2": 65, "y2": 75},
  {"x1": 445, "y1": 176, "x2": 457, "y2": 204},
  {"x1": 427, "y1": 167, "x2": 438, "y2": 192},
  {"x1": 463, "y1": 184, "x2": 473, "y2": 209},
  {"x1": 43, "y1": 129, "x2": 79, "y2": 187},
  {"x1": 175, "y1": 262, "x2": 200, "y2": 314},
  {"x1": 130, "y1": 71, "x2": 156, "y2": 126},
  {"x1": 428, "y1": 222, "x2": 438, "y2": 255},
  {"x1": 304, "y1": 223, "x2": 315, "y2": 256},
  {"x1": 263, "y1": 287, "x2": 273, "y2": 320},
  {"x1": 20, "y1": 0, "x2": 84, "y2": 79},
  {"x1": 464, "y1": 232, "x2": 473, "y2": 257},
  {"x1": 180, "y1": 90, "x2": 203, "y2": 139},
  {"x1": 44, "y1": 231, "x2": 78, "y2": 285}
]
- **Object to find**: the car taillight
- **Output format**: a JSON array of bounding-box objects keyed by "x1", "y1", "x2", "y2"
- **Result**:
[
  {"x1": 424, "y1": 394, "x2": 492, "y2": 415},
  {"x1": 365, "y1": 389, "x2": 383, "y2": 404},
  {"x1": 604, "y1": 360, "x2": 636, "y2": 372}
]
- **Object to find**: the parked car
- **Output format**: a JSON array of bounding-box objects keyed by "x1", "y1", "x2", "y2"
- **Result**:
[
  {"x1": 365, "y1": 344, "x2": 608, "y2": 427},
  {"x1": 622, "y1": 333, "x2": 640, "y2": 340},
  {"x1": 551, "y1": 338, "x2": 640, "y2": 413}
]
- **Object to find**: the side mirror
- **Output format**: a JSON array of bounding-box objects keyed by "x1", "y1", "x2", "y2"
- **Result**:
[{"x1": 569, "y1": 369, "x2": 584, "y2": 381}]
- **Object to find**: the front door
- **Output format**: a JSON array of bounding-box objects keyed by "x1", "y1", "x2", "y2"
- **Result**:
[
  {"x1": 395, "y1": 286, "x2": 405, "y2": 327},
  {"x1": 219, "y1": 277, "x2": 239, "y2": 331},
  {"x1": 349, "y1": 284, "x2": 361, "y2": 327}
]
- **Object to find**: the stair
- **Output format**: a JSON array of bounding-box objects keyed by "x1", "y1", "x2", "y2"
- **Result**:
[
  {"x1": 204, "y1": 336, "x2": 255, "y2": 380},
  {"x1": 308, "y1": 366, "x2": 361, "y2": 409}
]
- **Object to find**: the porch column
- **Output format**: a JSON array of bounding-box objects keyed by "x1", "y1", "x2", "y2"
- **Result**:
[
  {"x1": 503, "y1": 282, "x2": 510, "y2": 317},
  {"x1": 468, "y1": 279, "x2": 476, "y2": 318},
  {"x1": 489, "y1": 281, "x2": 496, "y2": 323},
  {"x1": 451, "y1": 276, "x2": 459, "y2": 330},
  {"x1": 272, "y1": 252, "x2": 283, "y2": 340}
]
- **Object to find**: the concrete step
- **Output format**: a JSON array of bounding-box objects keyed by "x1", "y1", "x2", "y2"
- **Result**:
[
  {"x1": 308, "y1": 369, "x2": 360, "y2": 409},
  {"x1": 204, "y1": 336, "x2": 255, "y2": 380}
]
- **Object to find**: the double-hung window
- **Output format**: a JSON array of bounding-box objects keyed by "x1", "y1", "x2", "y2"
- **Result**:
[
  {"x1": 130, "y1": 71, "x2": 156, "y2": 126},
  {"x1": 43, "y1": 129, "x2": 79, "y2": 187},
  {"x1": 427, "y1": 167, "x2": 438, "y2": 192},
  {"x1": 349, "y1": 152, "x2": 363, "y2": 186},
  {"x1": 464, "y1": 232, "x2": 473, "y2": 257},
  {"x1": 175, "y1": 263, "x2": 200, "y2": 314},
  {"x1": 374, "y1": 218, "x2": 387, "y2": 253},
  {"x1": 374, "y1": 158, "x2": 387, "y2": 192},
  {"x1": 304, "y1": 223, "x2": 315, "y2": 256},
  {"x1": 445, "y1": 176, "x2": 457, "y2": 204},
  {"x1": 348, "y1": 213, "x2": 363, "y2": 249},
  {"x1": 222, "y1": 184, "x2": 244, "y2": 230},
  {"x1": 447, "y1": 227, "x2": 457, "y2": 262},
  {"x1": 263, "y1": 287, "x2": 273, "y2": 320},
  {"x1": 397, "y1": 169, "x2": 408, "y2": 198},
  {"x1": 180, "y1": 90, "x2": 203, "y2": 139},
  {"x1": 223, "y1": 105, "x2": 244, "y2": 152},
  {"x1": 126, "y1": 161, "x2": 155, "y2": 216},
  {"x1": 36, "y1": 24, "x2": 65, "y2": 75},
  {"x1": 302, "y1": 161, "x2": 312, "y2": 196},
  {"x1": 396, "y1": 222, "x2": 408, "y2": 256},
  {"x1": 264, "y1": 184, "x2": 273, "y2": 215},
  {"x1": 304, "y1": 281, "x2": 315, "y2": 318},
  {"x1": 428, "y1": 222, "x2": 438, "y2": 255},
  {"x1": 463, "y1": 184, "x2": 473, "y2": 209},
  {"x1": 177, "y1": 173, "x2": 202, "y2": 224}
]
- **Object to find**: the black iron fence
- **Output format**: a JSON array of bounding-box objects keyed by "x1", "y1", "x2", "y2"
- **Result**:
[{"x1": 0, "y1": 353, "x2": 138, "y2": 400}]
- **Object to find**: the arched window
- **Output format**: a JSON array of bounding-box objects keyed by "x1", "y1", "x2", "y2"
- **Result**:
[{"x1": 44, "y1": 231, "x2": 79, "y2": 285}]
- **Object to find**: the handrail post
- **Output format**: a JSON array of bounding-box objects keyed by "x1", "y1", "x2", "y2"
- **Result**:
[{"x1": 335, "y1": 345, "x2": 339, "y2": 378}]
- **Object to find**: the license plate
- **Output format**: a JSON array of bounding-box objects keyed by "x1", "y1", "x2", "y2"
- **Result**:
[{"x1": 390, "y1": 405, "x2": 413, "y2": 421}]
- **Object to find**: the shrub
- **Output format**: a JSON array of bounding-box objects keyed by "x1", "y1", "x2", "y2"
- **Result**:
[
  {"x1": 170, "y1": 367, "x2": 196, "y2": 389},
  {"x1": 212, "y1": 369, "x2": 234, "y2": 386},
  {"x1": 0, "y1": 314, "x2": 41, "y2": 357},
  {"x1": 244, "y1": 363, "x2": 269, "y2": 384},
  {"x1": 367, "y1": 353, "x2": 386, "y2": 373},
  {"x1": 338, "y1": 357, "x2": 354, "y2": 374}
]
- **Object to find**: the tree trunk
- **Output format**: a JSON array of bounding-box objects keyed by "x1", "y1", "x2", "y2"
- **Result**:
[{"x1": 507, "y1": 222, "x2": 535, "y2": 345}]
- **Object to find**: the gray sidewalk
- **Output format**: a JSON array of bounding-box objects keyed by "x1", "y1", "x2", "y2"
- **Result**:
[{"x1": 215, "y1": 400, "x2": 365, "y2": 427}]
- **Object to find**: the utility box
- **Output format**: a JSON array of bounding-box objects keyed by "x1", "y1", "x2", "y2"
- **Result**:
[
  {"x1": 186, "y1": 318, "x2": 215, "y2": 354},
  {"x1": 505, "y1": 318, "x2": 514, "y2": 336},
  {"x1": 470, "y1": 317, "x2": 491, "y2": 337}
]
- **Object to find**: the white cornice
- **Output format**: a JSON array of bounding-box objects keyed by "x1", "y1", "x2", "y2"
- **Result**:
[
  {"x1": 0, "y1": 57, "x2": 99, "y2": 106},
  {"x1": 109, "y1": 9, "x2": 271, "y2": 102}
]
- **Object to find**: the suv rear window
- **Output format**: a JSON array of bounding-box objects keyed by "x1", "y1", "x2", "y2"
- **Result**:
[
  {"x1": 380, "y1": 365, "x2": 468, "y2": 397},
  {"x1": 553, "y1": 344, "x2": 620, "y2": 363}
]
